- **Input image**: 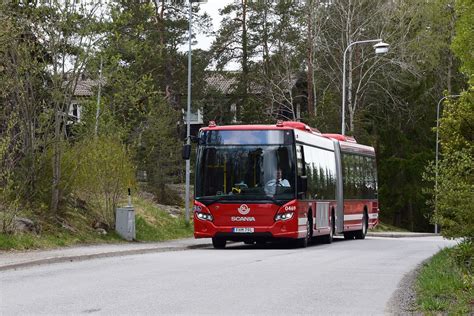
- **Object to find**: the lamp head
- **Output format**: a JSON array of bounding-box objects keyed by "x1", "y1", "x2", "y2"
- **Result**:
[{"x1": 374, "y1": 42, "x2": 389, "y2": 54}]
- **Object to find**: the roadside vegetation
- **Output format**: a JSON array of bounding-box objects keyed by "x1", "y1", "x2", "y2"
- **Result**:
[
  {"x1": 0, "y1": 225, "x2": 123, "y2": 251},
  {"x1": 0, "y1": 192, "x2": 192, "y2": 251},
  {"x1": 416, "y1": 240, "x2": 473, "y2": 314},
  {"x1": 133, "y1": 194, "x2": 193, "y2": 242},
  {"x1": 415, "y1": 1, "x2": 473, "y2": 312}
]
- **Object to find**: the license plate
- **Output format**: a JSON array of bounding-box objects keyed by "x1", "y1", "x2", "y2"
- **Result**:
[{"x1": 232, "y1": 227, "x2": 254, "y2": 233}]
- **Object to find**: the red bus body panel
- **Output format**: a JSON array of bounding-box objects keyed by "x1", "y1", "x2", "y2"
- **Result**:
[
  {"x1": 194, "y1": 200, "x2": 300, "y2": 239},
  {"x1": 194, "y1": 122, "x2": 380, "y2": 241}
]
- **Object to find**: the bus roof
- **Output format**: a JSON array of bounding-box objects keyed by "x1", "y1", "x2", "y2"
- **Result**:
[
  {"x1": 200, "y1": 121, "x2": 375, "y2": 155},
  {"x1": 201, "y1": 121, "x2": 321, "y2": 134}
]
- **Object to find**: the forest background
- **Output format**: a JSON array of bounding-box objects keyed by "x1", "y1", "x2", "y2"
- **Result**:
[{"x1": 0, "y1": 0, "x2": 472, "y2": 242}]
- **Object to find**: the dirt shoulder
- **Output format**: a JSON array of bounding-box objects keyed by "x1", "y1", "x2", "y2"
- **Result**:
[{"x1": 385, "y1": 263, "x2": 424, "y2": 315}]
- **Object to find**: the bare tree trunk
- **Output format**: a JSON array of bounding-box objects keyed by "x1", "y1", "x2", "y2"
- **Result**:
[
  {"x1": 241, "y1": 0, "x2": 249, "y2": 100},
  {"x1": 306, "y1": 0, "x2": 314, "y2": 116},
  {"x1": 447, "y1": 6, "x2": 456, "y2": 94},
  {"x1": 51, "y1": 110, "x2": 61, "y2": 213},
  {"x1": 348, "y1": 49, "x2": 354, "y2": 133},
  {"x1": 408, "y1": 198, "x2": 414, "y2": 232},
  {"x1": 261, "y1": 4, "x2": 272, "y2": 113}
]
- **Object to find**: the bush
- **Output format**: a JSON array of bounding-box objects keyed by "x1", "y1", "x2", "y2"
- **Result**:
[
  {"x1": 453, "y1": 239, "x2": 473, "y2": 273},
  {"x1": 70, "y1": 136, "x2": 135, "y2": 228}
]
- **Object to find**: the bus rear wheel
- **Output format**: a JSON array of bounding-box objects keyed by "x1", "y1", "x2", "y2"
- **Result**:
[
  {"x1": 212, "y1": 237, "x2": 226, "y2": 249},
  {"x1": 355, "y1": 212, "x2": 368, "y2": 240},
  {"x1": 321, "y1": 213, "x2": 334, "y2": 244}
]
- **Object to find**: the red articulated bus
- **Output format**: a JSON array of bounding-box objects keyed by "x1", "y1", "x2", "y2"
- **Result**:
[{"x1": 192, "y1": 121, "x2": 379, "y2": 249}]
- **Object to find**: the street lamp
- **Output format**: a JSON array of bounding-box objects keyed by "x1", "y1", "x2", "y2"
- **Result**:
[
  {"x1": 185, "y1": 0, "x2": 207, "y2": 222},
  {"x1": 434, "y1": 94, "x2": 461, "y2": 234},
  {"x1": 341, "y1": 39, "x2": 390, "y2": 135}
]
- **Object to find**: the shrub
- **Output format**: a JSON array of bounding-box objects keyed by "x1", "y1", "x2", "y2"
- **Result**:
[{"x1": 71, "y1": 136, "x2": 135, "y2": 227}]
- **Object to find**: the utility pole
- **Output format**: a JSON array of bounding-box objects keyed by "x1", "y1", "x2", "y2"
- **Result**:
[
  {"x1": 184, "y1": 0, "x2": 193, "y2": 222},
  {"x1": 184, "y1": 0, "x2": 206, "y2": 222}
]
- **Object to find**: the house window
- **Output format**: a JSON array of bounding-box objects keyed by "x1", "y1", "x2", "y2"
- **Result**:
[
  {"x1": 230, "y1": 104, "x2": 237, "y2": 123},
  {"x1": 69, "y1": 102, "x2": 82, "y2": 123}
]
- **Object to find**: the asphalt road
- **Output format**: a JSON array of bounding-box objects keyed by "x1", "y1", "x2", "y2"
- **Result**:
[{"x1": 0, "y1": 236, "x2": 456, "y2": 315}]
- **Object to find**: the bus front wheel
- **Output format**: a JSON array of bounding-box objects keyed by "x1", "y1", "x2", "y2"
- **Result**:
[
  {"x1": 212, "y1": 237, "x2": 226, "y2": 249},
  {"x1": 296, "y1": 216, "x2": 312, "y2": 248}
]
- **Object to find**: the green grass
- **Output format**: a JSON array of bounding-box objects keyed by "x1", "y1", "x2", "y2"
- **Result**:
[
  {"x1": 0, "y1": 230, "x2": 123, "y2": 251},
  {"x1": 416, "y1": 243, "x2": 474, "y2": 315},
  {"x1": 0, "y1": 193, "x2": 193, "y2": 251},
  {"x1": 132, "y1": 196, "x2": 193, "y2": 242},
  {"x1": 372, "y1": 221, "x2": 409, "y2": 232}
]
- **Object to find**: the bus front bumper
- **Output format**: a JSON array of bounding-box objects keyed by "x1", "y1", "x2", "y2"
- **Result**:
[{"x1": 194, "y1": 218, "x2": 300, "y2": 240}]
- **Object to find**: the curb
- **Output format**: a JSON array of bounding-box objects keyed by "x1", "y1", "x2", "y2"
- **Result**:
[
  {"x1": 0, "y1": 243, "x2": 211, "y2": 272},
  {"x1": 367, "y1": 232, "x2": 438, "y2": 238}
]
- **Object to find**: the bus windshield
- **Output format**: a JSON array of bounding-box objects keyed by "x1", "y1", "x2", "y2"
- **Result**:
[{"x1": 195, "y1": 145, "x2": 296, "y2": 203}]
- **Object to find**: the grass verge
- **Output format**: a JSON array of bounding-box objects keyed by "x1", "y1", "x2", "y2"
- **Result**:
[
  {"x1": 372, "y1": 221, "x2": 409, "y2": 232},
  {"x1": 0, "y1": 231, "x2": 122, "y2": 251},
  {"x1": 415, "y1": 242, "x2": 473, "y2": 315},
  {"x1": 0, "y1": 193, "x2": 193, "y2": 251},
  {"x1": 132, "y1": 196, "x2": 193, "y2": 242}
]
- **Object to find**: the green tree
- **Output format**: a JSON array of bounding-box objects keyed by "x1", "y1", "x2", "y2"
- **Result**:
[
  {"x1": 0, "y1": 3, "x2": 50, "y2": 207},
  {"x1": 137, "y1": 100, "x2": 182, "y2": 204},
  {"x1": 433, "y1": 90, "x2": 473, "y2": 238},
  {"x1": 212, "y1": 0, "x2": 265, "y2": 123},
  {"x1": 431, "y1": 0, "x2": 473, "y2": 239},
  {"x1": 95, "y1": 1, "x2": 210, "y2": 203},
  {"x1": 364, "y1": 0, "x2": 465, "y2": 231}
]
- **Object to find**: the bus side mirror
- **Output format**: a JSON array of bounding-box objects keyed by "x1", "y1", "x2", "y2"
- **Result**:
[
  {"x1": 182, "y1": 144, "x2": 191, "y2": 160},
  {"x1": 297, "y1": 175, "x2": 307, "y2": 194}
]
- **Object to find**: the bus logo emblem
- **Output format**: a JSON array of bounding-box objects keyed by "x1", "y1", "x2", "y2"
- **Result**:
[{"x1": 238, "y1": 204, "x2": 250, "y2": 215}]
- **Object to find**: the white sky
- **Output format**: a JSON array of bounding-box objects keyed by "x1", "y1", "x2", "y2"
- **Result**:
[
  {"x1": 186, "y1": 0, "x2": 239, "y2": 69},
  {"x1": 194, "y1": 0, "x2": 232, "y2": 50}
]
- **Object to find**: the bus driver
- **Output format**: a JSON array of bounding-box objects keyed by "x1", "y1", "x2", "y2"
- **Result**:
[{"x1": 265, "y1": 168, "x2": 290, "y2": 192}]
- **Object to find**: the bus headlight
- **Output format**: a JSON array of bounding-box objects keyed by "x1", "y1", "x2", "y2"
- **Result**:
[
  {"x1": 196, "y1": 212, "x2": 213, "y2": 221},
  {"x1": 275, "y1": 212, "x2": 294, "y2": 221}
]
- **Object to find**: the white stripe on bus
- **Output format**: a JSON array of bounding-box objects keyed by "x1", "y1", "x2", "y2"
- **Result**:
[
  {"x1": 344, "y1": 214, "x2": 363, "y2": 221},
  {"x1": 344, "y1": 213, "x2": 378, "y2": 221},
  {"x1": 298, "y1": 218, "x2": 308, "y2": 225}
]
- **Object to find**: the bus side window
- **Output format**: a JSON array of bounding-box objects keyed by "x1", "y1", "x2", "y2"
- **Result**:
[
  {"x1": 296, "y1": 145, "x2": 305, "y2": 176},
  {"x1": 296, "y1": 145, "x2": 307, "y2": 196}
]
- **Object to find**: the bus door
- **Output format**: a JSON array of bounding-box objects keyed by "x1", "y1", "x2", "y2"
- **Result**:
[{"x1": 333, "y1": 140, "x2": 344, "y2": 234}]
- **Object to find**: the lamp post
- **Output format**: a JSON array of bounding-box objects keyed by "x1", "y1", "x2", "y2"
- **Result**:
[
  {"x1": 434, "y1": 94, "x2": 461, "y2": 234},
  {"x1": 341, "y1": 39, "x2": 389, "y2": 135},
  {"x1": 185, "y1": 0, "x2": 206, "y2": 222},
  {"x1": 184, "y1": 0, "x2": 193, "y2": 222}
]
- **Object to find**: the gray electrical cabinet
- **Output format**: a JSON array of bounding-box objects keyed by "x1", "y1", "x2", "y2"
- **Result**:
[{"x1": 115, "y1": 207, "x2": 135, "y2": 241}]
